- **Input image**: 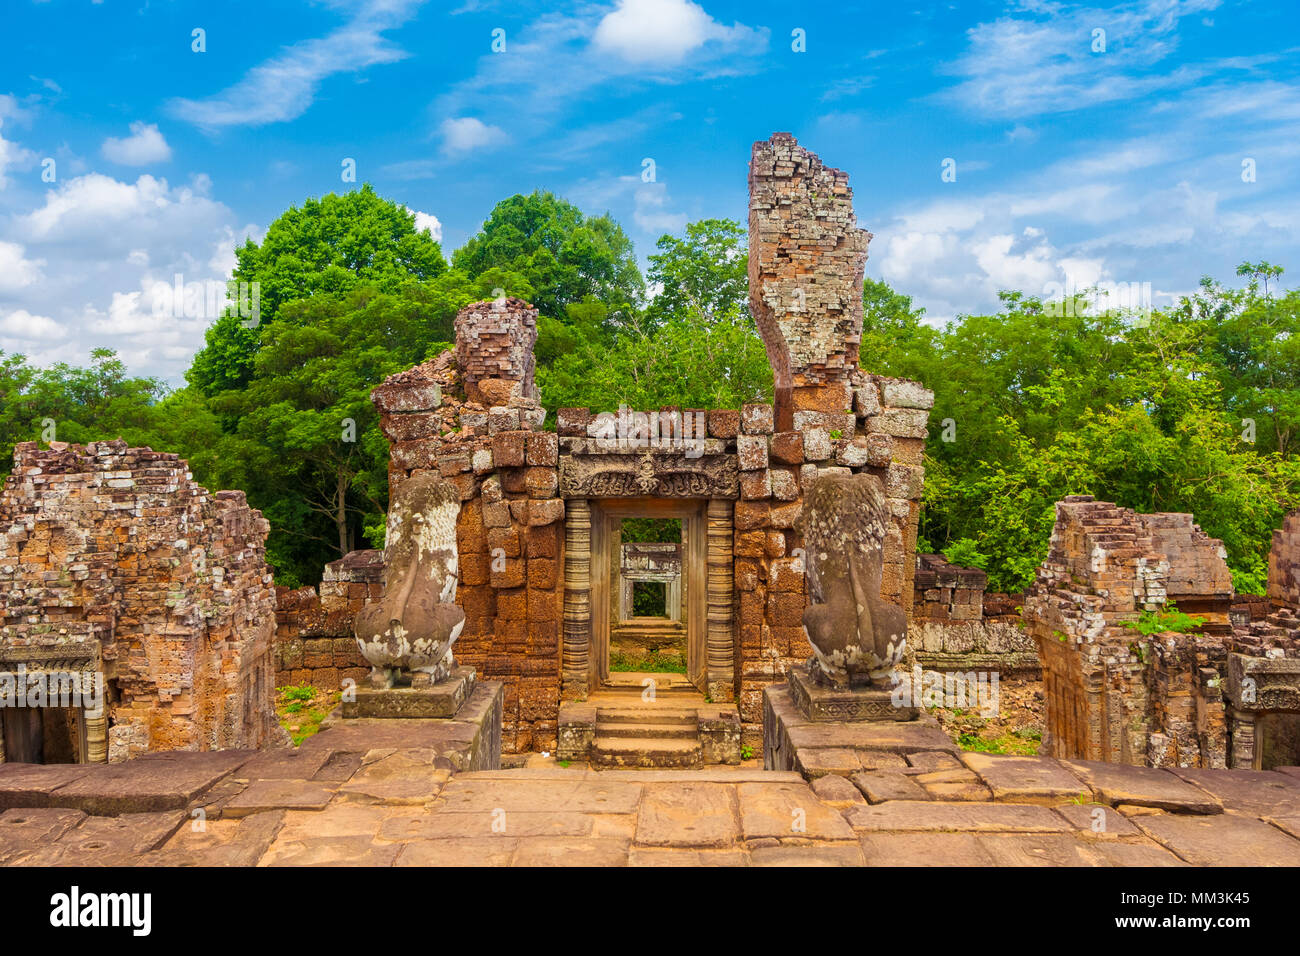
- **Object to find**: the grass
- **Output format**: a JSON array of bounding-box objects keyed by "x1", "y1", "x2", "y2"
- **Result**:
[
  {"x1": 275, "y1": 685, "x2": 342, "y2": 746},
  {"x1": 609, "y1": 650, "x2": 687, "y2": 674},
  {"x1": 957, "y1": 725, "x2": 1042, "y2": 755}
]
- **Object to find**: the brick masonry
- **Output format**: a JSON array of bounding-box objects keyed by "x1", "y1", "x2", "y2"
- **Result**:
[{"x1": 0, "y1": 439, "x2": 280, "y2": 763}]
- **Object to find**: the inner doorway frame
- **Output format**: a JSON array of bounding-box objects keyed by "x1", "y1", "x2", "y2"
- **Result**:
[{"x1": 563, "y1": 496, "x2": 734, "y2": 700}]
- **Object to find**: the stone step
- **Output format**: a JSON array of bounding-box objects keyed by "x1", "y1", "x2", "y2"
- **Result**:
[
  {"x1": 595, "y1": 721, "x2": 698, "y2": 740},
  {"x1": 591, "y1": 737, "x2": 701, "y2": 769},
  {"x1": 595, "y1": 708, "x2": 698, "y2": 725}
]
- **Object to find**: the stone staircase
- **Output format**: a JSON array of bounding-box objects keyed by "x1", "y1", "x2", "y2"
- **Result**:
[{"x1": 558, "y1": 673, "x2": 742, "y2": 769}]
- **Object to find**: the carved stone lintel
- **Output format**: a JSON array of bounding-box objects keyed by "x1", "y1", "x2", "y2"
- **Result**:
[{"x1": 559, "y1": 452, "x2": 738, "y2": 499}]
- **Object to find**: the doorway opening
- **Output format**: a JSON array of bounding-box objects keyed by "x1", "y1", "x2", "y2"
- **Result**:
[
  {"x1": 1, "y1": 705, "x2": 85, "y2": 764},
  {"x1": 612, "y1": 517, "x2": 686, "y2": 675}
]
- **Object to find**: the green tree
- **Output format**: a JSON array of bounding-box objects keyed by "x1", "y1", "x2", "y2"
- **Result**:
[
  {"x1": 188, "y1": 185, "x2": 447, "y2": 394},
  {"x1": 644, "y1": 218, "x2": 749, "y2": 327},
  {"x1": 452, "y1": 191, "x2": 643, "y2": 324}
]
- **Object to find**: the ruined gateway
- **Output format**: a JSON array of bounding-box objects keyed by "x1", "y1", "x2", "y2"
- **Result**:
[{"x1": 4, "y1": 132, "x2": 1298, "y2": 780}]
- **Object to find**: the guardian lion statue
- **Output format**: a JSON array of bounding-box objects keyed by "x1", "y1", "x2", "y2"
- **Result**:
[
  {"x1": 355, "y1": 472, "x2": 465, "y2": 688},
  {"x1": 800, "y1": 471, "x2": 907, "y2": 687}
]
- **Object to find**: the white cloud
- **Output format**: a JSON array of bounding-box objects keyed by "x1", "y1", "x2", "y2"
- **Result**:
[
  {"x1": 404, "y1": 206, "x2": 443, "y2": 241},
  {"x1": 439, "y1": 117, "x2": 509, "y2": 155},
  {"x1": 943, "y1": 0, "x2": 1224, "y2": 118},
  {"x1": 2, "y1": 171, "x2": 256, "y2": 382},
  {"x1": 166, "y1": 0, "x2": 426, "y2": 128},
  {"x1": 0, "y1": 242, "x2": 44, "y2": 291},
  {"x1": 592, "y1": 0, "x2": 759, "y2": 65},
  {"x1": 632, "y1": 181, "x2": 687, "y2": 233},
  {"x1": 0, "y1": 309, "x2": 65, "y2": 341},
  {"x1": 433, "y1": 5, "x2": 766, "y2": 166},
  {"x1": 101, "y1": 122, "x2": 172, "y2": 165}
]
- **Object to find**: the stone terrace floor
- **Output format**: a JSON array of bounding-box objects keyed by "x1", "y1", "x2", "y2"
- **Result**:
[{"x1": 2, "y1": 722, "x2": 1300, "y2": 865}]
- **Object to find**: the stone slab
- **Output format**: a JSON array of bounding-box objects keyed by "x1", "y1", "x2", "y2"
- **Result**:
[
  {"x1": 1083, "y1": 840, "x2": 1188, "y2": 867},
  {"x1": 20, "y1": 811, "x2": 188, "y2": 865},
  {"x1": 1052, "y1": 803, "x2": 1140, "y2": 840},
  {"x1": 787, "y1": 665, "x2": 918, "y2": 722},
  {"x1": 810, "y1": 774, "x2": 867, "y2": 806},
  {"x1": 1060, "y1": 760, "x2": 1222, "y2": 814},
  {"x1": 976, "y1": 833, "x2": 1097, "y2": 866},
  {"x1": 434, "y1": 778, "x2": 644, "y2": 814},
  {"x1": 750, "y1": 844, "x2": 866, "y2": 866},
  {"x1": 223, "y1": 780, "x2": 336, "y2": 818},
  {"x1": 860, "y1": 831, "x2": 995, "y2": 866},
  {"x1": 1136, "y1": 812, "x2": 1300, "y2": 866},
  {"x1": 0, "y1": 807, "x2": 87, "y2": 863},
  {"x1": 737, "y1": 782, "x2": 856, "y2": 841},
  {"x1": 336, "y1": 750, "x2": 451, "y2": 805},
  {"x1": 234, "y1": 749, "x2": 333, "y2": 781},
  {"x1": 151, "y1": 810, "x2": 286, "y2": 866},
  {"x1": 47, "y1": 750, "x2": 253, "y2": 815},
  {"x1": 851, "y1": 771, "x2": 930, "y2": 804},
  {"x1": 0, "y1": 763, "x2": 96, "y2": 810},
  {"x1": 629, "y1": 847, "x2": 750, "y2": 866},
  {"x1": 635, "y1": 783, "x2": 738, "y2": 848},
  {"x1": 380, "y1": 810, "x2": 592, "y2": 840},
  {"x1": 845, "y1": 801, "x2": 1070, "y2": 833},
  {"x1": 260, "y1": 834, "x2": 400, "y2": 867},
  {"x1": 510, "y1": 836, "x2": 631, "y2": 867},
  {"x1": 960, "y1": 752, "x2": 1092, "y2": 805},
  {"x1": 395, "y1": 838, "x2": 518, "y2": 866},
  {"x1": 1167, "y1": 767, "x2": 1300, "y2": 817},
  {"x1": 343, "y1": 668, "x2": 477, "y2": 719}
]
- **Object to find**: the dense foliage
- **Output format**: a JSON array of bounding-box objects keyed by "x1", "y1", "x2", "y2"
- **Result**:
[{"x1": 0, "y1": 182, "x2": 1294, "y2": 594}]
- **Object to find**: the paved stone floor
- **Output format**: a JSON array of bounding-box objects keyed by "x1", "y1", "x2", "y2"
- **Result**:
[{"x1": 2, "y1": 722, "x2": 1300, "y2": 865}]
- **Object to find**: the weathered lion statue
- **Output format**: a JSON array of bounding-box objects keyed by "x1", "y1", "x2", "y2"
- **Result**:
[
  {"x1": 800, "y1": 471, "x2": 907, "y2": 687},
  {"x1": 355, "y1": 471, "x2": 465, "y2": 688}
]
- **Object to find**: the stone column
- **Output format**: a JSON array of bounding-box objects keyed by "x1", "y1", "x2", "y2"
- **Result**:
[
  {"x1": 706, "y1": 498, "x2": 735, "y2": 701},
  {"x1": 562, "y1": 499, "x2": 592, "y2": 698}
]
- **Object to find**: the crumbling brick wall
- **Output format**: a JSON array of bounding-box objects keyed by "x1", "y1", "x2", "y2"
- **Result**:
[
  {"x1": 454, "y1": 297, "x2": 540, "y2": 405},
  {"x1": 748, "y1": 131, "x2": 870, "y2": 430},
  {"x1": 0, "y1": 440, "x2": 279, "y2": 762},
  {"x1": 371, "y1": 300, "x2": 563, "y2": 753},
  {"x1": 1023, "y1": 496, "x2": 1234, "y2": 767},
  {"x1": 274, "y1": 549, "x2": 380, "y2": 688},
  {"x1": 911, "y1": 555, "x2": 1037, "y2": 672}
]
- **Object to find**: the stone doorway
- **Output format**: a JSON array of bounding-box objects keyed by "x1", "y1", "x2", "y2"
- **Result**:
[
  {"x1": 564, "y1": 497, "x2": 734, "y2": 701},
  {"x1": 0, "y1": 705, "x2": 86, "y2": 764}
]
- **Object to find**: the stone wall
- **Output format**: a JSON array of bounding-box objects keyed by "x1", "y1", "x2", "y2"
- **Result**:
[
  {"x1": 0, "y1": 440, "x2": 279, "y2": 763},
  {"x1": 370, "y1": 303, "x2": 563, "y2": 754},
  {"x1": 911, "y1": 554, "x2": 1036, "y2": 672},
  {"x1": 1022, "y1": 496, "x2": 1234, "y2": 768},
  {"x1": 748, "y1": 131, "x2": 869, "y2": 429},
  {"x1": 273, "y1": 549, "x2": 380, "y2": 688}
]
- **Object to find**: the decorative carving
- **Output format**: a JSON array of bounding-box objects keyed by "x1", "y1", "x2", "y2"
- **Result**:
[
  {"x1": 355, "y1": 472, "x2": 465, "y2": 688},
  {"x1": 560, "y1": 453, "x2": 738, "y2": 499},
  {"x1": 800, "y1": 471, "x2": 907, "y2": 688}
]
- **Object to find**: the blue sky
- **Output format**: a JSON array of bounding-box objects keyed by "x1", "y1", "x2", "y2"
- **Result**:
[{"x1": 1, "y1": 0, "x2": 1297, "y2": 384}]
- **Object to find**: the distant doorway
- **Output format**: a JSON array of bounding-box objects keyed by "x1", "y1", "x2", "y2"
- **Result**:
[
  {"x1": 1, "y1": 705, "x2": 85, "y2": 764},
  {"x1": 612, "y1": 521, "x2": 686, "y2": 675}
]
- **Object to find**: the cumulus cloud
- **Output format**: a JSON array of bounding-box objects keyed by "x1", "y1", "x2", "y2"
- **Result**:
[
  {"x1": 592, "y1": 0, "x2": 761, "y2": 65},
  {"x1": 440, "y1": 117, "x2": 509, "y2": 155},
  {"x1": 0, "y1": 242, "x2": 44, "y2": 291},
  {"x1": 0, "y1": 309, "x2": 65, "y2": 341},
  {"x1": 1, "y1": 171, "x2": 257, "y2": 382},
  {"x1": 403, "y1": 206, "x2": 443, "y2": 241},
  {"x1": 101, "y1": 122, "x2": 172, "y2": 165},
  {"x1": 942, "y1": 0, "x2": 1224, "y2": 118}
]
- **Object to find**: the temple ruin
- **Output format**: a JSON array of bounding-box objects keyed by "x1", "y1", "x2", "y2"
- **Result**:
[
  {"x1": 265, "y1": 133, "x2": 933, "y2": 766},
  {"x1": 1023, "y1": 496, "x2": 1300, "y2": 770},
  {"x1": 0, "y1": 440, "x2": 280, "y2": 764}
]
